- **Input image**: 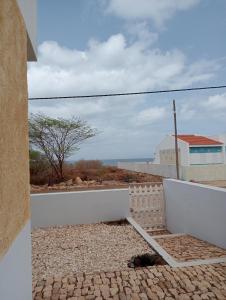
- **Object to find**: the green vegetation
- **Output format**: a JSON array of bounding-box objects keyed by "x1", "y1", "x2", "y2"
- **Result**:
[{"x1": 29, "y1": 113, "x2": 97, "y2": 181}]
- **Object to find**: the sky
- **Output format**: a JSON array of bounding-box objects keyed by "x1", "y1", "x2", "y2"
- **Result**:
[{"x1": 28, "y1": 0, "x2": 226, "y2": 160}]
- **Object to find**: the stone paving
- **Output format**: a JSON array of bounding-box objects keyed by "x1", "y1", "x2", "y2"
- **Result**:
[
  {"x1": 32, "y1": 223, "x2": 154, "y2": 281},
  {"x1": 155, "y1": 235, "x2": 226, "y2": 262},
  {"x1": 32, "y1": 263, "x2": 226, "y2": 300}
]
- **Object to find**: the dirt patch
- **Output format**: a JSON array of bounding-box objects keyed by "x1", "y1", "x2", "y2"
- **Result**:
[
  {"x1": 103, "y1": 219, "x2": 129, "y2": 226},
  {"x1": 30, "y1": 168, "x2": 162, "y2": 194},
  {"x1": 198, "y1": 180, "x2": 226, "y2": 189}
]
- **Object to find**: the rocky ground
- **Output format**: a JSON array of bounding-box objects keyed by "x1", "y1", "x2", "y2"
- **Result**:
[
  {"x1": 32, "y1": 223, "x2": 155, "y2": 281},
  {"x1": 31, "y1": 172, "x2": 162, "y2": 194},
  {"x1": 30, "y1": 179, "x2": 128, "y2": 193}
]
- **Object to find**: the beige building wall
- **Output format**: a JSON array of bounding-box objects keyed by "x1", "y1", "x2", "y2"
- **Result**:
[{"x1": 0, "y1": 0, "x2": 30, "y2": 258}]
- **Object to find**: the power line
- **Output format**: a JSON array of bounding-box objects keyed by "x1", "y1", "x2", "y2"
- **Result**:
[{"x1": 28, "y1": 84, "x2": 226, "y2": 101}]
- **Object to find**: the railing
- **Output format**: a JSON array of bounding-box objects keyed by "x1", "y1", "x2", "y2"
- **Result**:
[{"x1": 129, "y1": 182, "x2": 165, "y2": 230}]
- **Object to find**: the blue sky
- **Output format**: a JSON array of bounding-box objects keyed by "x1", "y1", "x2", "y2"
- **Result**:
[{"x1": 28, "y1": 0, "x2": 226, "y2": 160}]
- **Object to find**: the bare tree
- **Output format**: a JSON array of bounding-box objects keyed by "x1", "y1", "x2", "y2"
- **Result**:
[{"x1": 29, "y1": 113, "x2": 97, "y2": 181}]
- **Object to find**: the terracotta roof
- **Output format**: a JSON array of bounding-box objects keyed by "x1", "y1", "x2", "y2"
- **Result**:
[{"x1": 176, "y1": 135, "x2": 223, "y2": 145}]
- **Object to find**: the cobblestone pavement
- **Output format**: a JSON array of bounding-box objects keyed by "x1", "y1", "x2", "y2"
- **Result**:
[
  {"x1": 155, "y1": 235, "x2": 226, "y2": 262},
  {"x1": 33, "y1": 263, "x2": 226, "y2": 300}
]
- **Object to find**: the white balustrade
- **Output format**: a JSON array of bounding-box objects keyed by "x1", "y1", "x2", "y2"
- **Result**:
[{"x1": 129, "y1": 183, "x2": 165, "y2": 230}]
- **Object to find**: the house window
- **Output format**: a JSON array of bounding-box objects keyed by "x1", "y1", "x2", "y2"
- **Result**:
[{"x1": 189, "y1": 146, "x2": 222, "y2": 153}]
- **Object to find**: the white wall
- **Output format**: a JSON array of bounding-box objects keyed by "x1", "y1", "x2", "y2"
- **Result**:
[
  {"x1": 212, "y1": 134, "x2": 226, "y2": 164},
  {"x1": 164, "y1": 179, "x2": 226, "y2": 249},
  {"x1": 182, "y1": 164, "x2": 226, "y2": 181},
  {"x1": 17, "y1": 0, "x2": 37, "y2": 60},
  {"x1": 190, "y1": 152, "x2": 224, "y2": 165},
  {"x1": 0, "y1": 221, "x2": 32, "y2": 300},
  {"x1": 118, "y1": 162, "x2": 179, "y2": 179},
  {"x1": 31, "y1": 189, "x2": 130, "y2": 228},
  {"x1": 153, "y1": 135, "x2": 189, "y2": 166},
  {"x1": 118, "y1": 162, "x2": 226, "y2": 181}
]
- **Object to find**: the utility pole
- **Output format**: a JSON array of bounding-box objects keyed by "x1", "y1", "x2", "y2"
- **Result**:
[{"x1": 173, "y1": 100, "x2": 180, "y2": 179}]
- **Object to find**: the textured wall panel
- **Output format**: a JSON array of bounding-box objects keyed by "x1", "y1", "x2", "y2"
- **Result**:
[{"x1": 0, "y1": 0, "x2": 29, "y2": 258}]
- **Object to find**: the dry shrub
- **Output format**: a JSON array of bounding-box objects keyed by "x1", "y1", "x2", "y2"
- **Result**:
[
  {"x1": 30, "y1": 158, "x2": 52, "y2": 185},
  {"x1": 64, "y1": 160, "x2": 108, "y2": 181},
  {"x1": 75, "y1": 160, "x2": 103, "y2": 170},
  {"x1": 30, "y1": 157, "x2": 163, "y2": 185},
  {"x1": 65, "y1": 161, "x2": 145, "y2": 183}
]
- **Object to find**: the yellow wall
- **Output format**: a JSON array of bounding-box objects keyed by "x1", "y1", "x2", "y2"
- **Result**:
[{"x1": 0, "y1": 0, "x2": 29, "y2": 258}]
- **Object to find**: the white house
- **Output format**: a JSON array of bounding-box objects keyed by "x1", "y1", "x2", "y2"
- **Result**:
[
  {"x1": 118, "y1": 134, "x2": 226, "y2": 181},
  {"x1": 154, "y1": 134, "x2": 226, "y2": 166}
]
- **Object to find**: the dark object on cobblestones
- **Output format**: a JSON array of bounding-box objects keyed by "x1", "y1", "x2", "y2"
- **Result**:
[
  {"x1": 128, "y1": 253, "x2": 161, "y2": 268},
  {"x1": 103, "y1": 219, "x2": 128, "y2": 226}
]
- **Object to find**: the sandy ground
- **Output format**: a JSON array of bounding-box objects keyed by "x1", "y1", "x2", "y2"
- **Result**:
[
  {"x1": 32, "y1": 223, "x2": 154, "y2": 281},
  {"x1": 199, "y1": 180, "x2": 226, "y2": 189}
]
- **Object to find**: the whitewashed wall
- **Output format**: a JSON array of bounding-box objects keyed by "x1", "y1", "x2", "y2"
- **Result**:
[
  {"x1": 0, "y1": 221, "x2": 32, "y2": 300},
  {"x1": 212, "y1": 134, "x2": 226, "y2": 164},
  {"x1": 118, "y1": 162, "x2": 179, "y2": 179},
  {"x1": 31, "y1": 189, "x2": 130, "y2": 228},
  {"x1": 118, "y1": 162, "x2": 226, "y2": 181},
  {"x1": 182, "y1": 164, "x2": 226, "y2": 181},
  {"x1": 153, "y1": 135, "x2": 189, "y2": 166},
  {"x1": 189, "y1": 152, "x2": 224, "y2": 165},
  {"x1": 164, "y1": 179, "x2": 226, "y2": 249},
  {"x1": 17, "y1": 0, "x2": 37, "y2": 60}
]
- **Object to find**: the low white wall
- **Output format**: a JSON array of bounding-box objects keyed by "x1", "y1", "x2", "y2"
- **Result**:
[
  {"x1": 118, "y1": 162, "x2": 178, "y2": 179},
  {"x1": 0, "y1": 221, "x2": 32, "y2": 300},
  {"x1": 118, "y1": 162, "x2": 226, "y2": 181},
  {"x1": 182, "y1": 164, "x2": 226, "y2": 181},
  {"x1": 164, "y1": 179, "x2": 226, "y2": 249},
  {"x1": 31, "y1": 189, "x2": 130, "y2": 228}
]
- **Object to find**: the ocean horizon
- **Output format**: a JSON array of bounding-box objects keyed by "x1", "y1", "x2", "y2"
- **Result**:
[
  {"x1": 102, "y1": 158, "x2": 154, "y2": 166},
  {"x1": 67, "y1": 157, "x2": 154, "y2": 166}
]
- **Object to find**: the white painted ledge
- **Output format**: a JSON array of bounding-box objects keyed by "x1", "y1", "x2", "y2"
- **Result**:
[
  {"x1": 127, "y1": 217, "x2": 226, "y2": 268},
  {"x1": 0, "y1": 221, "x2": 32, "y2": 300}
]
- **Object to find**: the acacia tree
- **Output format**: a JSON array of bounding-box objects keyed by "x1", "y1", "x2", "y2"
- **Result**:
[{"x1": 29, "y1": 113, "x2": 97, "y2": 181}]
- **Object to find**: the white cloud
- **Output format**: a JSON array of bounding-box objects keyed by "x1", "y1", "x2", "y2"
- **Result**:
[
  {"x1": 126, "y1": 22, "x2": 159, "y2": 47},
  {"x1": 28, "y1": 32, "x2": 221, "y2": 159},
  {"x1": 28, "y1": 34, "x2": 217, "y2": 98},
  {"x1": 178, "y1": 103, "x2": 196, "y2": 121},
  {"x1": 106, "y1": 0, "x2": 200, "y2": 26},
  {"x1": 202, "y1": 93, "x2": 226, "y2": 110},
  {"x1": 136, "y1": 107, "x2": 167, "y2": 125}
]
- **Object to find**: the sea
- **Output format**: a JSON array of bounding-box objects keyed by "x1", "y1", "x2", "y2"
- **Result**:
[
  {"x1": 67, "y1": 157, "x2": 154, "y2": 166},
  {"x1": 102, "y1": 158, "x2": 154, "y2": 166}
]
